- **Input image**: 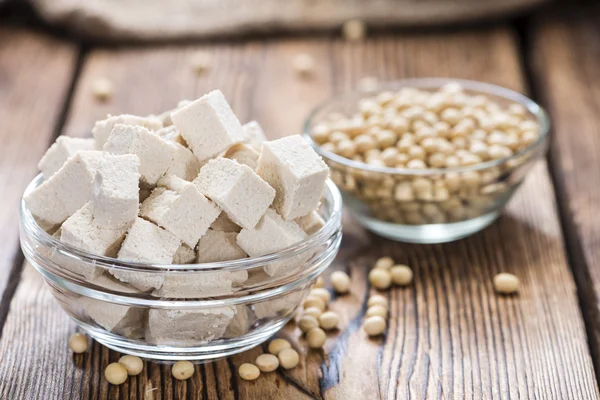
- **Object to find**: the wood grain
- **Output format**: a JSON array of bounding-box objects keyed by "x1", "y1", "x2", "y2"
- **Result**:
[
  {"x1": 531, "y1": 4, "x2": 600, "y2": 374},
  {"x1": 0, "y1": 26, "x2": 598, "y2": 399},
  {"x1": 0, "y1": 29, "x2": 76, "y2": 310},
  {"x1": 31, "y1": 0, "x2": 549, "y2": 42}
]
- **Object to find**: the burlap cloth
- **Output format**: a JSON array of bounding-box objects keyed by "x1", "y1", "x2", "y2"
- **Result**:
[{"x1": 30, "y1": 0, "x2": 548, "y2": 41}]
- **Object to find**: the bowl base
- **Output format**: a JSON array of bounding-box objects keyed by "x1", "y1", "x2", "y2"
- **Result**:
[
  {"x1": 80, "y1": 319, "x2": 287, "y2": 363},
  {"x1": 354, "y1": 210, "x2": 500, "y2": 244}
]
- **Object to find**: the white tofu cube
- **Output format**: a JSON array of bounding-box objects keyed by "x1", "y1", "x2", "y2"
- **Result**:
[
  {"x1": 210, "y1": 212, "x2": 241, "y2": 233},
  {"x1": 117, "y1": 217, "x2": 181, "y2": 264},
  {"x1": 194, "y1": 158, "x2": 275, "y2": 230},
  {"x1": 110, "y1": 272, "x2": 163, "y2": 293},
  {"x1": 92, "y1": 114, "x2": 162, "y2": 149},
  {"x1": 253, "y1": 290, "x2": 304, "y2": 319},
  {"x1": 171, "y1": 90, "x2": 244, "y2": 160},
  {"x1": 173, "y1": 244, "x2": 196, "y2": 264},
  {"x1": 38, "y1": 136, "x2": 95, "y2": 178},
  {"x1": 294, "y1": 210, "x2": 325, "y2": 235},
  {"x1": 156, "y1": 125, "x2": 186, "y2": 146},
  {"x1": 196, "y1": 230, "x2": 247, "y2": 263},
  {"x1": 46, "y1": 227, "x2": 100, "y2": 282},
  {"x1": 91, "y1": 154, "x2": 140, "y2": 228},
  {"x1": 103, "y1": 123, "x2": 173, "y2": 185},
  {"x1": 60, "y1": 203, "x2": 129, "y2": 279},
  {"x1": 155, "y1": 100, "x2": 191, "y2": 127},
  {"x1": 81, "y1": 297, "x2": 145, "y2": 338},
  {"x1": 257, "y1": 135, "x2": 329, "y2": 220},
  {"x1": 242, "y1": 121, "x2": 267, "y2": 148},
  {"x1": 61, "y1": 203, "x2": 129, "y2": 258},
  {"x1": 146, "y1": 307, "x2": 235, "y2": 345},
  {"x1": 91, "y1": 273, "x2": 139, "y2": 293},
  {"x1": 153, "y1": 270, "x2": 248, "y2": 299},
  {"x1": 82, "y1": 274, "x2": 145, "y2": 338},
  {"x1": 112, "y1": 218, "x2": 180, "y2": 290},
  {"x1": 158, "y1": 231, "x2": 249, "y2": 299},
  {"x1": 237, "y1": 208, "x2": 307, "y2": 276},
  {"x1": 25, "y1": 151, "x2": 103, "y2": 230},
  {"x1": 157, "y1": 174, "x2": 189, "y2": 192},
  {"x1": 236, "y1": 209, "x2": 306, "y2": 256},
  {"x1": 224, "y1": 143, "x2": 260, "y2": 170},
  {"x1": 25, "y1": 183, "x2": 66, "y2": 232},
  {"x1": 224, "y1": 305, "x2": 256, "y2": 337},
  {"x1": 140, "y1": 185, "x2": 220, "y2": 248},
  {"x1": 164, "y1": 141, "x2": 202, "y2": 181}
]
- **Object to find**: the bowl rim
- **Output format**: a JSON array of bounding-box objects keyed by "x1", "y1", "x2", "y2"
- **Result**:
[
  {"x1": 302, "y1": 78, "x2": 550, "y2": 176},
  {"x1": 20, "y1": 176, "x2": 343, "y2": 273}
]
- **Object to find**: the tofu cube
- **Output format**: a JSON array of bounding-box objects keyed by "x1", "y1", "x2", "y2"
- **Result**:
[
  {"x1": 196, "y1": 230, "x2": 247, "y2": 263},
  {"x1": 155, "y1": 100, "x2": 191, "y2": 127},
  {"x1": 104, "y1": 123, "x2": 173, "y2": 185},
  {"x1": 257, "y1": 135, "x2": 329, "y2": 220},
  {"x1": 236, "y1": 208, "x2": 307, "y2": 276},
  {"x1": 110, "y1": 268, "x2": 164, "y2": 292},
  {"x1": 236, "y1": 209, "x2": 306, "y2": 256},
  {"x1": 224, "y1": 305, "x2": 256, "y2": 337},
  {"x1": 91, "y1": 273, "x2": 140, "y2": 293},
  {"x1": 156, "y1": 125, "x2": 186, "y2": 146},
  {"x1": 156, "y1": 231, "x2": 249, "y2": 298},
  {"x1": 112, "y1": 218, "x2": 180, "y2": 290},
  {"x1": 157, "y1": 174, "x2": 189, "y2": 192},
  {"x1": 140, "y1": 185, "x2": 220, "y2": 248},
  {"x1": 118, "y1": 217, "x2": 181, "y2": 264},
  {"x1": 91, "y1": 154, "x2": 140, "y2": 228},
  {"x1": 253, "y1": 290, "x2": 304, "y2": 319},
  {"x1": 224, "y1": 143, "x2": 260, "y2": 170},
  {"x1": 81, "y1": 297, "x2": 145, "y2": 338},
  {"x1": 82, "y1": 274, "x2": 145, "y2": 338},
  {"x1": 210, "y1": 212, "x2": 241, "y2": 233},
  {"x1": 146, "y1": 307, "x2": 235, "y2": 345},
  {"x1": 294, "y1": 210, "x2": 325, "y2": 235},
  {"x1": 47, "y1": 228, "x2": 106, "y2": 282},
  {"x1": 92, "y1": 114, "x2": 162, "y2": 149},
  {"x1": 38, "y1": 136, "x2": 95, "y2": 178},
  {"x1": 171, "y1": 90, "x2": 244, "y2": 160},
  {"x1": 242, "y1": 121, "x2": 267, "y2": 149},
  {"x1": 164, "y1": 141, "x2": 202, "y2": 181},
  {"x1": 25, "y1": 151, "x2": 104, "y2": 230},
  {"x1": 153, "y1": 269, "x2": 248, "y2": 299},
  {"x1": 60, "y1": 202, "x2": 129, "y2": 279},
  {"x1": 25, "y1": 182, "x2": 66, "y2": 232},
  {"x1": 173, "y1": 244, "x2": 196, "y2": 264},
  {"x1": 194, "y1": 158, "x2": 275, "y2": 230}
]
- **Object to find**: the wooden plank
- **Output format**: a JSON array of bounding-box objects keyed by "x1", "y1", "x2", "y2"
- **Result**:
[
  {"x1": 530, "y1": 5, "x2": 600, "y2": 373},
  {"x1": 0, "y1": 29, "x2": 76, "y2": 313},
  {"x1": 1, "y1": 27, "x2": 598, "y2": 399}
]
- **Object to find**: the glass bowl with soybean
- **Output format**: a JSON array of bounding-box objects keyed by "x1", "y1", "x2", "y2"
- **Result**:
[
  {"x1": 19, "y1": 177, "x2": 342, "y2": 362},
  {"x1": 303, "y1": 78, "x2": 550, "y2": 243}
]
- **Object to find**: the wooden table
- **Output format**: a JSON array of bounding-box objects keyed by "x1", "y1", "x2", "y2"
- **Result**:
[{"x1": 1, "y1": 4, "x2": 600, "y2": 399}]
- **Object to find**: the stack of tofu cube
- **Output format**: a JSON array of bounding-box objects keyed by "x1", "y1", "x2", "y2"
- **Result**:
[{"x1": 25, "y1": 89, "x2": 329, "y2": 344}]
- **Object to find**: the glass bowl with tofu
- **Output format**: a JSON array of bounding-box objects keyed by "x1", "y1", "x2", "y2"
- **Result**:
[
  {"x1": 20, "y1": 175, "x2": 342, "y2": 361},
  {"x1": 20, "y1": 89, "x2": 342, "y2": 361},
  {"x1": 304, "y1": 78, "x2": 550, "y2": 243}
]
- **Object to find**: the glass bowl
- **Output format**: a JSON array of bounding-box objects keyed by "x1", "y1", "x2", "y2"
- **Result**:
[
  {"x1": 20, "y1": 176, "x2": 342, "y2": 362},
  {"x1": 303, "y1": 78, "x2": 550, "y2": 243}
]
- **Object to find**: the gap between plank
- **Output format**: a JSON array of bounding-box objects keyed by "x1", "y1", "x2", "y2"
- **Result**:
[
  {"x1": 512, "y1": 15, "x2": 600, "y2": 382},
  {"x1": 0, "y1": 44, "x2": 89, "y2": 340}
]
